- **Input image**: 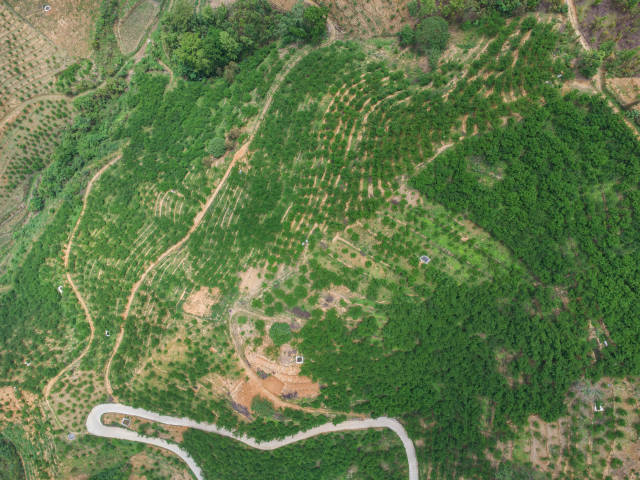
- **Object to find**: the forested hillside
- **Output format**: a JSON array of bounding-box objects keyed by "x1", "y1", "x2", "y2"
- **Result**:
[{"x1": 1, "y1": 0, "x2": 640, "y2": 479}]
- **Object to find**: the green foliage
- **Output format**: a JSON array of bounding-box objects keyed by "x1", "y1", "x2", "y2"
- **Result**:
[
  {"x1": 207, "y1": 136, "x2": 227, "y2": 157},
  {"x1": 92, "y1": 0, "x2": 124, "y2": 75},
  {"x1": 31, "y1": 79, "x2": 126, "y2": 210},
  {"x1": 251, "y1": 397, "x2": 276, "y2": 418},
  {"x1": 269, "y1": 322, "x2": 292, "y2": 346},
  {"x1": 414, "y1": 16, "x2": 449, "y2": 65},
  {"x1": 301, "y1": 5, "x2": 329, "y2": 44},
  {"x1": 0, "y1": 439, "x2": 25, "y2": 480},
  {"x1": 0, "y1": 200, "x2": 84, "y2": 390},
  {"x1": 412, "y1": 91, "x2": 640, "y2": 376},
  {"x1": 163, "y1": 0, "x2": 325, "y2": 79},
  {"x1": 415, "y1": 16, "x2": 449, "y2": 54},
  {"x1": 577, "y1": 50, "x2": 603, "y2": 78},
  {"x1": 183, "y1": 428, "x2": 408, "y2": 480},
  {"x1": 604, "y1": 47, "x2": 640, "y2": 77},
  {"x1": 88, "y1": 463, "x2": 131, "y2": 480},
  {"x1": 496, "y1": 461, "x2": 546, "y2": 479},
  {"x1": 397, "y1": 25, "x2": 416, "y2": 48}
]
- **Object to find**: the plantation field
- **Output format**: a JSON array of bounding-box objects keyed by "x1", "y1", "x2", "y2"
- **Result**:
[
  {"x1": 90, "y1": 16, "x2": 639, "y2": 478},
  {"x1": 0, "y1": 97, "x2": 74, "y2": 275},
  {"x1": 0, "y1": 3, "x2": 72, "y2": 121},
  {"x1": 316, "y1": 0, "x2": 411, "y2": 38},
  {"x1": 2, "y1": 0, "x2": 640, "y2": 478},
  {"x1": 5, "y1": 0, "x2": 101, "y2": 57}
]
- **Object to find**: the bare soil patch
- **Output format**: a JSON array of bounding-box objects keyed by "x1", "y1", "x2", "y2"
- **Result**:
[
  {"x1": 246, "y1": 349, "x2": 320, "y2": 398},
  {"x1": 0, "y1": 386, "x2": 36, "y2": 421},
  {"x1": 238, "y1": 266, "x2": 266, "y2": 297},
  {"x1": 182, "y1": 286, "x2": 220, "y2": 317},
  {"x1": 575, "y1": 0, "x2": 640, "y2": 49},
  {"x1": 606, "y1": 77, "x2": 640, "y2": 107}
]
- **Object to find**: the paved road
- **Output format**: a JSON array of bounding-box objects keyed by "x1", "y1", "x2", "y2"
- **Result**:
[{"x1": 86, "y1": 403, "x2": 419, "y2": 480}]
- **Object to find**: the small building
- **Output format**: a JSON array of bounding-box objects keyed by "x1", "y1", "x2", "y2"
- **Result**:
[
  {"x1": 121, "y1": 417, "x2": 131, "y2": 427},
  {"x1": 57, "y1": 285, "x2": 63, "y2": 294},
  {"x1": 594, "y1": 402, "x2": 604, "y2": 412},
  {"x1": 105, "y1": 330, "x2": 110, "y2": 337},
  {"x1": 67, "y1": 433, "x2": 76, "y2": 441},
  {"x1": 419, "y1": 255, "x2": 431, "y2": 265},
  {"x1": 295, "y1": 355, "x2": 304, "y2": 364}
]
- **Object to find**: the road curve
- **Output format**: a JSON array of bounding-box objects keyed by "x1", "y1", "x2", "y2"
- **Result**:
[{"x1": 87, "y1": 403, "x2": 419, "y2": 480}]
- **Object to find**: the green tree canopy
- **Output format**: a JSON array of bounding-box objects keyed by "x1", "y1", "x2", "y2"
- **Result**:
[
  {"x1": 415, "y1": 16, "x2": 449, "y2": 55},
  {"x1": 269, "y1": 322, "x2": 292, "y2": 346}
]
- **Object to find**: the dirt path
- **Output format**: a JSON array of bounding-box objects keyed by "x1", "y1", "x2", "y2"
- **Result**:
[
  {"x1": 565, "y1": 0, "x2": 589, "y2": 51},
  {"x1": 87, "y1": 403, "x2": 419, "y2": 480},
  {"x1": 104, "y1": 49, "x2": 310, "y2": 399},
  {"x1": 42, "y1": 154, "x2": 121, "y2": 418}
]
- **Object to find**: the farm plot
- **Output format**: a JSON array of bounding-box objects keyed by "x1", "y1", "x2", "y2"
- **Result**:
[
  {"x1": 5, "y1": 0, "x2": 101, "y2": 57},
  {"x1": 0, "y1": 3, "x2": 72, "y2": 121},
  {"x1": 0, "y1": 97, "x2": 74, "y2": 274},
  {"x1": 116, "y1": 0, "x2": 161, "y2": 55},
  {"x1": 316, "y1": 0, "x2": 411, "y2": 38}
]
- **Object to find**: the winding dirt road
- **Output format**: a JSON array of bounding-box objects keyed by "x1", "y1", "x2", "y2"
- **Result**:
[
  {"x1": 87, "y1": 403, "x2": 419, "y2": 480},
  {"x1": 42, "y1": 154, "x2": 121, "y2": 415},
  {"x1": 104, "y1": 48, "x2": 310, "y2": 398}
]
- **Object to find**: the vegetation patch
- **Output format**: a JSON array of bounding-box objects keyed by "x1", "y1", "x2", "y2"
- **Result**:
[
  {"x1": 0, "y1": 438, "x2": 25, "y2": 480},
  {"x1": 269, "y1": 322, "x2": 292, "y2": 346},
  {"x1": 183, "y1": 427, "x2": 409, "y2": 480}
]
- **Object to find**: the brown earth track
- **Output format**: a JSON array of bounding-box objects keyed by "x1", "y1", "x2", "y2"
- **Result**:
[{"x1": 104, "y1": 48, "x2": 311, "y2": 399}]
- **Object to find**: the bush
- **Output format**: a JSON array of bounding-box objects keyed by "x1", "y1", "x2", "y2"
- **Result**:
[
  {"x1": 398, "y1": 25, "x2": 415, "y2": 48},
  {"x1": 251, "y1": 397, "x2": 275, "y2": 417},
  {"x1": 269, "y1": 322, "x2": 292, "y2": 346},
  {"x1": 577, "y1": 50, "x2": 603, "y2": 78},
  {"x1": 207, "y1": 137, "x2": 226, "y2": 157},
  {"x1": 415, "y1": 16, "x2": 449, "y2": 58}
]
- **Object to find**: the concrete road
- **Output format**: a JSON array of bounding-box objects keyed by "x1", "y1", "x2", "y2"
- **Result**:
[{"x1": 86, "y1": 403, "x2": 419, "y2": 480}]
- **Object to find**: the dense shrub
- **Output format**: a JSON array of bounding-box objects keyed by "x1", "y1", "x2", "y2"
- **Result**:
[
  {"x1": 577, "y1": 50, "x2": 603, "y2": 78},
  {"x1": 163, "y1": 0, "x2": 327, "y2": 79},
  {"x1": 269, "y1": 322, "x2": 292, "y2": 346},
  {"x1": 207, "y1": 137, "x2": 227, "y2": 157}
]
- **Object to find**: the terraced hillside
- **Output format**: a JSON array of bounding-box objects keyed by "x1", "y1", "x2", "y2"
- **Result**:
[{"x1": 2, "y1": 0, "x2": 640, "y2": 479}]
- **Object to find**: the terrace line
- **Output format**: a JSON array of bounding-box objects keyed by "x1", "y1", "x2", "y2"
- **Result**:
[{"x1": 86, "y1": 403, "x2": 419, "y2": 480}]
